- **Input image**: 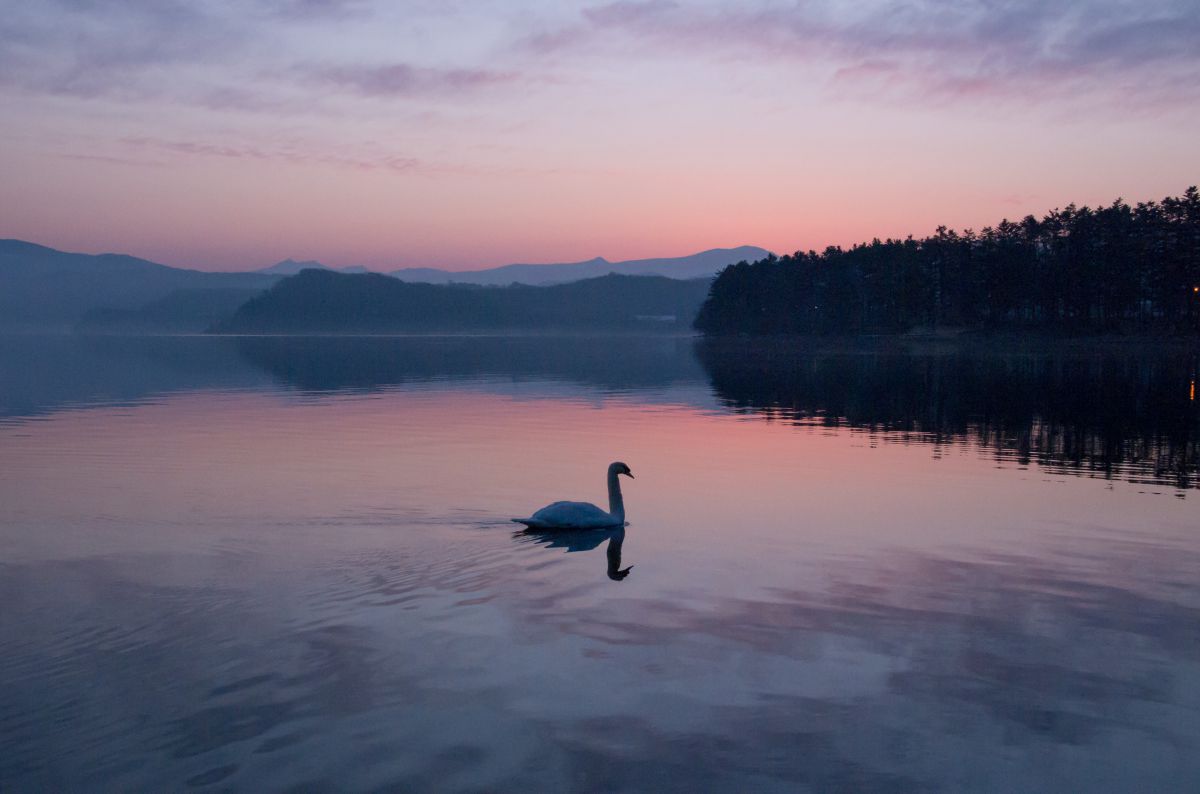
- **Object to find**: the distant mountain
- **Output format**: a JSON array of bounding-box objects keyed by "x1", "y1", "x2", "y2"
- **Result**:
[
  {"x1": 76, "y1": 288, "x2": 269, "y2": 333},
  {"x1": 257, "y1": 258, "x2": 372, "y2": 276},
  {"x1": 0, "y1": 239, "x2": 762, "y2": 332},
  {"x1": 214, "y1": 270, "x2": 713, "y2": 334},
  {"x1": 388, "y1": 246, "x2": 770, "y2": 286},
  {"x1": 259, "y1": 246, "x2": 768, "y2": 284},
  {"x1": 0, "y1": 239, "x2": 278, "y2": 330}
]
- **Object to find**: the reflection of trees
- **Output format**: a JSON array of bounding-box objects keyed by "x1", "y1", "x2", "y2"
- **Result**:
[
  {"x1": 697, "y1": 340, "x2": 1200, "y2": 489},
  {"x1": 235, "y1": 335, "x2": 704, "y2": 393}
]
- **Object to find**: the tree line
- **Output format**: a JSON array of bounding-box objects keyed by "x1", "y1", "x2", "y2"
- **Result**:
[
  {"x1": 214, "y1": 270, "x2": 711, "y2": 333},
  {"x1": 695, "y1": 188, "x2": 1200, "y2": 335}
]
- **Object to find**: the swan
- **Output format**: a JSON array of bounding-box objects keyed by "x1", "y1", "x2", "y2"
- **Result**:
[{"x1": 512, "y1": 461, "x2": 633, "y2": 530}]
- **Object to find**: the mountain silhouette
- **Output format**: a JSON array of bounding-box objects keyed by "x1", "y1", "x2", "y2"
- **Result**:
[
  {"x1": 256, "y1": 247, "x2": 768, "y2": 285},
  {"x1": 257, "y1": 258, "x2": 372, "y2": 275},
  {"x1": 0, "y1": 240, "x2": 278, "y2": 330},
  {"x1": 1, "y1": 240, "x2": 761, "y2": 331},
  {"x1": 213, "y1": 270, "x2": 712, "y2": 333},
  {"x1": 387, "y1": 246, "x2": 769, "y2": 286}
]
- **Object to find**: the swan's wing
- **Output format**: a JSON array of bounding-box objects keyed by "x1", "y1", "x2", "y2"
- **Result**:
[
  {"x1": 517, "y1": 501, "x2": 619, "y2": 530},
  {"x1": 511, "y1": 516, "x2": 569, "y2": 529}
]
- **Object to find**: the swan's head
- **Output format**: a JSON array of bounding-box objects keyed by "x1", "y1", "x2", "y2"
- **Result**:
[
  {"x1": 608, "y1": 565, "x2": 633, "y2": 581},
  {"x1": 609, "y1": 461, "x2": 634, "y2": 479}
]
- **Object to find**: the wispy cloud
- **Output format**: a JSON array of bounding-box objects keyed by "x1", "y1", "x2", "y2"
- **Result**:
[
  {"x1": 268, "y1": 0, "x2": 371, "y2": 20},
  {"x1": 309, "y1": 63, "x2": 519, "y2": 98},
  {"x1": 522, "y1": 0, "x2": 1200, "y2": 109},
  {"x1": 119, "y1": 136, "x2": 422, "y2": 172},
  {"x1": 0, "y1": 0, "x2": 249, "y2": 100},
  {"x1": 10, "y1": 1, "x2": 1196, "y2": 115},
  {"x1": 0, "y1": 1, "x2": 515, "y2": 109}
]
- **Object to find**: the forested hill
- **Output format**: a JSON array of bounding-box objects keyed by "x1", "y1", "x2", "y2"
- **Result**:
[
  {"x1": 213, "y1": 270, "x2": 711, "y2": 333},
  {"x1": 696, "y1": 188, "x2": 1200, "y2": 336}
]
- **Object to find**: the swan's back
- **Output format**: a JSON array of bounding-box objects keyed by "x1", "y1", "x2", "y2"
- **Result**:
[{"x1": 511, "y1": 500, "x2": 620, "y2": 530}]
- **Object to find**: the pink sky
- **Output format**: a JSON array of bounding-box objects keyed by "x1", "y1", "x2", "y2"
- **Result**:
[{"x1": 1, "y1": 1, "x2": 1198, "y2": 272}]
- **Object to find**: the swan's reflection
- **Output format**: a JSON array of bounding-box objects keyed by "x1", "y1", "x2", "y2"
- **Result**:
[{"x1": 514, "y1": 526, "x2": 633, "y2": 581}]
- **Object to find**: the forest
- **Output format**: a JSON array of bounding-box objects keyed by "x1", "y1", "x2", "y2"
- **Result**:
[
  {"x1": 695, "y1": 188, "x2": 1200, "y2": 335},
  {"x1": 213, "y1": 270, "x2": 711, "y2": 333}
]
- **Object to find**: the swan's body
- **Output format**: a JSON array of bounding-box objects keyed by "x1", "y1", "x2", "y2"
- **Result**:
[
  {"x1": 516, "y1": 500, "x2": 620, "y2": 530},
  {"x1": 512, "y1": 462, "x2": 633, "y2": 530}
]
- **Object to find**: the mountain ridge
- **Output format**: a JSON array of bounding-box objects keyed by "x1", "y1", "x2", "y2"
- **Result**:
[
  {"x1": 0, "y1": 238, "x2": 766, "y2": 330},
  {"x1": 253, "y1": 246, "x2": 770, "y2": 285},
  {"x1": 258, "y1": 258, "x2": 371, "y2": 275},
  {"x1": 0, "y1": 239, "x2": 278, "y2": 329},
  {"x1": 387, "y1": 246, "x2": 769, "y2": 286},
  {"x1": 214, "y1": 270, "x2": 713, "y2": 333}
]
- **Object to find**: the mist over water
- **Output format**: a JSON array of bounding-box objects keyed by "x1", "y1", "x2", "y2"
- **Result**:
[{"x1": 1, "y1": 335, "x2": 1197, "y2": 791}]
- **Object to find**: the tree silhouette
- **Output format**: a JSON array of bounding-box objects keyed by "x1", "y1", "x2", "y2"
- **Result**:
[{"x1": 695, "y1": 188, "x2": 1200, "y2": 336}]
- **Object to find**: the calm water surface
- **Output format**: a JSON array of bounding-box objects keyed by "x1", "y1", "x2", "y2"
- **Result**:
[{"x1": 1, "y1": 335, "x2": 1198, "y2": 792}]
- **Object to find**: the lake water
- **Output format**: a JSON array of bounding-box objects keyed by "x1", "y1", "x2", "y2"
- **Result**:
[{"x1": 1, "y1": 334, "x2": 1198, "y2": 792}]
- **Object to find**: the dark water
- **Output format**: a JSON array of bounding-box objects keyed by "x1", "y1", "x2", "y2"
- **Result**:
[{"x1": 1, "y1": 334, "x2": 1197, "y2": 792}]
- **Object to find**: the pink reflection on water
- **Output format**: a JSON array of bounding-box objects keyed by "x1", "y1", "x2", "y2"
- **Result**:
[{"x1": 1, "y1": 387, "x2": 1194, "y2": 578}]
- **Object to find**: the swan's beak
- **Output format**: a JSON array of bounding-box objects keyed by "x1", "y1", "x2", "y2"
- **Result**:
[{"x1": 625, "y1": 471, "x2": 634, "y2": 479}]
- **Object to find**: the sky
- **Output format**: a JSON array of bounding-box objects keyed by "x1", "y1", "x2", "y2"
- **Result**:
[{"x1": 1, "y1": 0, "x2": 1198, "y2": 272}]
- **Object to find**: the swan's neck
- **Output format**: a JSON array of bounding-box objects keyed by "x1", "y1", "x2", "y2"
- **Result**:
[{"x1": 607, "y1": 470, "x2": 625, "y2": 522}]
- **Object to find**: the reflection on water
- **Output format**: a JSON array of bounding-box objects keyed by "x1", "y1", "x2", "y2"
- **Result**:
[
  {"x1": 0, "y1": 334, "x2": 267, "y2": 419},
  {"x1": 1, "y1": 334, "x2": 1198, "y2": 791},
  {"x1": 698, "y1": 338, "x2": 1200, "y2": 490},
  {"x1": 234, "y1": 335, "x2": 705, "y2": 394},
  {"x1": 5, "y1": 334, "x2": 1196, "y2": 490},
  {"x1": 516, "y1": 526, "x2": 633, "y2": 581}
]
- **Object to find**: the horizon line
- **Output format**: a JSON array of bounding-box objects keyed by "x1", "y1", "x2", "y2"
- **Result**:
[{"x1": 0, "y1": 238, "x2": 772, "y2": 275}]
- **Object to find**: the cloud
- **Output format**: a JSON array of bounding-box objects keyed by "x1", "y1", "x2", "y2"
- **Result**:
[
  {"x1": 0, "y1": 0, "x2": 251, "y2": 100},
  {"x1": 310, "y1": 63, "x2": 519, "y2": 98},
  {"x1": 118, "y1": 136, "x2": 422, "y2": 172},
  {"x1": 582, "y1": 0, "x2": 678, "y2": 26},
  {"x1": 4, "y1": 0, "x2": 1198, "y2": 128},
  {"x1": 523, "y1": 0, "x2": 1200, "y2": 109},
  {"x1": 268, "y1": 0, "x2": 371, "y2": 20},
  {"x1": 0, "y1": 1, "x2": 511, "y2": 107}
]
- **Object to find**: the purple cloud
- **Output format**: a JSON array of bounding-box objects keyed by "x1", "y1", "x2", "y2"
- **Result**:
[
  {"x1": 311, "y1": 63, "x2": 518, "y2": 98},
  {"x1": 269, "y1": 0, "x2": 370, "y2": 19},
  {"x1": 525, "y1": 0, "x2": 1200, "y2": 109},
  {"x1": 119, "y1": 136, "x2": 421, "y2": 172},
  {"x1": 4, "y1": 0, "x2": 1198, "y2": 115},
  {"x1": 0, "y1": 0, "x2": 248, "y2": 100}
]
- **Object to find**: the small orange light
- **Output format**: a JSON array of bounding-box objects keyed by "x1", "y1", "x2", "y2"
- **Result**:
[{"x1": 1194, "y1": 286, "x2": 1200, "y2": 293}]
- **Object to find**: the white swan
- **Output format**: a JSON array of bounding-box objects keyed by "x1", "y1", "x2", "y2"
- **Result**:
[{"x1": 512, "y1": 462, "x2": 634, "y2": 530}]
